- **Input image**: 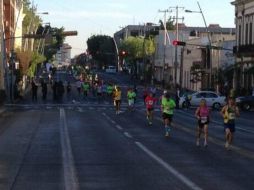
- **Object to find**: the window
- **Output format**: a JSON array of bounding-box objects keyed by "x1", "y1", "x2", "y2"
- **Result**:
[
  {"x1": 239, "y1": 25, "x2": 241, "y2": 45},
  {"x1": 250, "y1": 22, "x2": 253, "y2": 44},
  {"x1": 245, "y1": 23, "x2": 248, "y2": 44},
  {"x1": 196, "y1": 93, "x2": 206, "y2": 98},
  {"x1": 206, "y1": 93, "x2": 218, "y2": 98}
]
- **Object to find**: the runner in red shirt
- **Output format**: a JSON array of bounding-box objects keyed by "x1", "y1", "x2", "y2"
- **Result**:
[{"x1": 145, "y1": 92, "x2": 157, "y2": 126}]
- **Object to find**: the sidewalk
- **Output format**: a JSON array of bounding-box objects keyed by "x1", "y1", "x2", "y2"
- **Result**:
[{"x1": 0, "y1": 105, "x2": 5, "y2": 115}]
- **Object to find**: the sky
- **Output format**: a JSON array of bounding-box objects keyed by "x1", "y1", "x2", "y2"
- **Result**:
[{"x1": 35, "y1": 0, "x2": 235, "y2": 57}]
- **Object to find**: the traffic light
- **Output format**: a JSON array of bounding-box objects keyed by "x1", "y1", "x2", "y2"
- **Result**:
[
  {"x1": 172, "y1": 40, "x2": 186, "y2": 46},
  {"x1": 120, "y1": 50, "x2": 127, "y2": 56}
]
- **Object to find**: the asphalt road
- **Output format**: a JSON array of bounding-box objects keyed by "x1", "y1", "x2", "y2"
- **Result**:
[{"x1": 0, "y1": 71, "x2": 254, "y2": 190}]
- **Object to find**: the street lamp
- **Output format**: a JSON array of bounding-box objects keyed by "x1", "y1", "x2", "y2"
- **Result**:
[{"x1": 185, "y1": 1, "x2": 212, "y2": 88}]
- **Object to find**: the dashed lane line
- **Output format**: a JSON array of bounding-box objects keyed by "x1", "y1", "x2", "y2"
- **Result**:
[
  {"x1": 60, "y1": 108, "x2": 80, "y2": 190},
  {"x1": 115, "y1": 125, "x2": 123, "y2": 130},
  {"x1": 124, "y1": 132, "x2": 133, "y2": 139},
  {"x1": 135, "y1": 142, "x2": 202, "y2": 190}
]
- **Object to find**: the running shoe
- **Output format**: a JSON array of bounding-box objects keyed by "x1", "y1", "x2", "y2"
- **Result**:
[
  {"x1": 196, "y1": 140, "x2": 200, "y2": 147},
  {"x1": 204, "y1": 141, "x2": 208, "y2": 147},
  {"x1": 225, "y1": 141, "x2": 229, "y2": 149}
]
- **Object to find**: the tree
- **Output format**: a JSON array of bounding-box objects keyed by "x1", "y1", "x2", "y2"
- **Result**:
[
  {"x1": 190, "y1": 64, "x2": 204, "y2": 84},
  {"x1": 120, "y1": 36, "x2": 155, "y2": 61},
  {"x1": 159, "y1": 18, "x2": 175, "y2": 30},
  {"x1": 119, "y1": 36, "x2": 155, "y2": 78},
  {"x1": 26, "y1": 52, "x2": 46, "y2": 77},
  {"x1": 87, "y1": 35, "x2": 115, "y2": 68},
  {"x1": 43, "y1": 27, "x2": 65, "y2": 61}
]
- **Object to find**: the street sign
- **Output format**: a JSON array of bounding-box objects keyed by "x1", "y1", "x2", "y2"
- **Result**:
[{"x1": 62, "y1": 31, "x2": 78, "y2": 37}]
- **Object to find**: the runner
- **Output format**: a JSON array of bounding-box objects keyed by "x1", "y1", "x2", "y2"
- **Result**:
[
  {"x1": 82, "y1": 81, "x2": 90, "y2": 98},
  {"x1": 97, "y1": 83, "x2": 103, "y2": 103},
  {"x1": 161, "y1": 92, "x2": 176, "y2": 137},
  {"x1": 127, "y1": 88, "x2": 136, "y2": 111},
  {"x1": 143, "y1": 86, "x2": 149, "y2": 105},
  {"x1": 76, "y1": 79, "x2": 81, "y2": 96},
  {"x1": 114, "y1": 86, "x2": 122, "y2": 115},
  {"x1": 195, "y1": 99, "x2": 210, "y2": 147},
  {"x1": 145, "y1": 91, "x2": 157, "y2": 126},
  {"x1": 107, "y1": 83, "x2": 114, "y2": 100},
  {"x1": 220, "y1": 97, "x2": 240, "y2": 149}
]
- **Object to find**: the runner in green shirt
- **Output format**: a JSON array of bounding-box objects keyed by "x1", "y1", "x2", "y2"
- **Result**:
[
  {"x1": 82, "y1": 82, "x2": 90, "y2": 97},
  {"x1": 161, "y1": 92, "x2": 176, "y2": 137},
  {"x1": 107, "y1": 84, "x2": 113, "y2": 98},
  {"x1": 127, "y1": 88, "x2": 136, "y2": 111}
]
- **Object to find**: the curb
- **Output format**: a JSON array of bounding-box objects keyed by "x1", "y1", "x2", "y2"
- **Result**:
[{"x1": 0, "y1": 108, "x2": 5, "y2": 115}]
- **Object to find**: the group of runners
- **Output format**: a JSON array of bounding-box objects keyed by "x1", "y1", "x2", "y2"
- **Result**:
[
  {"x1": 113, "y1": 86, "x2": 240, "y2": 150},
  {"x1": 76, "y1": 79, "x2": 116, "y2": 101}
]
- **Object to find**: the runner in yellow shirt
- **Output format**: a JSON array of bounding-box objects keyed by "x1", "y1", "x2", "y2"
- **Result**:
[{"x1": 114, "y1": 86, "x2": 122, "y2": 115}]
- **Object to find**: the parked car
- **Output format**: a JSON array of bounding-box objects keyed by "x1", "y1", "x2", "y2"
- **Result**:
[
  {"x1": 236, "y1": 96, "x2": 254, "y2": 111},
  {"x1": 105, "y1": 66, "x2": 117, "y2": 73},
  {"x1": 179, "y1": 91, "x2": 226, "y2": 109}
]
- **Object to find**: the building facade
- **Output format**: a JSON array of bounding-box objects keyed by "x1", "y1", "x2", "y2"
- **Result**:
[
  {"x1": 232, "y1": 0, "x2": 254, "y2": 93},
  {"x1": 114, "y1": 23, "x2": 157, "y2": 46},
  {"x1": 56, "y1": 43, "x2": 72, "y2": 67},
  {"x1": 153, "y1": 24, "x2": 236, "y2": 90}
]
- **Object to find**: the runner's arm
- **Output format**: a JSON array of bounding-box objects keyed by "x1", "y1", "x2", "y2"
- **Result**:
[
  {"x1": 195, "y1": 107, "x2": 200, "y2": 119},
  {"x1": 235, "y1": 106, "x2": 240, "y2": 117}
]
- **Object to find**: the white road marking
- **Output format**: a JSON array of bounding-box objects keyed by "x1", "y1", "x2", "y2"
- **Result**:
[
  {"x1": 135, "y1": 142, "x2": 202, "y2": 190},
  {"x1": 124, "y1": 132, "x2": 133, "y2": 139},
  {"x1": 115, "y1": 125, "x2": 123, "y2": 130},
  {"x1": 111, "y1": 120, "x2": 116, "y2": 124},
  {"x1": 60, "y1": 108, "x2": 80, "y2": 190}
]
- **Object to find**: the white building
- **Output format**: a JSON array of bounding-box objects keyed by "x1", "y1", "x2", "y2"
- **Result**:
[
  {"x1": 56, "y1": 43, "x2": 72, "y2": 67},
  {"x1": 14, "y1": 0, "x2": 25, "y2": 50},
  {"x1": 231, "y1": 0, "x2": 254, "y2": 92},
  {"x1": 153, "y1": 30, "x2": 187, "y2": 87},
  {"x1": 153, "y1": 24, "x2": 236, "y2": 91},
  {"x1": 0, "y1": 0, "x2": 5, "y2": 91}
]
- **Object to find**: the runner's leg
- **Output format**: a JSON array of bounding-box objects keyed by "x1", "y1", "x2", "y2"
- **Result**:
[{"x1": 204, "y1": 124, "x2": 208, "y2": 146}]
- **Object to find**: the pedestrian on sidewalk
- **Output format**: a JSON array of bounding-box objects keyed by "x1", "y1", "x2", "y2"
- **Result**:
[
  {"x1": 57, "y1": 81, "x2": 65, "y2": 103},
  {"x1": 66, "y1": 81, "x2": 72, "y2": 101},
  {"x1": 41, "y1": 80, "x2": 47, "y2": 102},
  {"x1": 31, "y1": 78, "x2": 38, "y2": 102},
  {"x1": 175, "y1": 87, "x2": 180, "y2": 109}
]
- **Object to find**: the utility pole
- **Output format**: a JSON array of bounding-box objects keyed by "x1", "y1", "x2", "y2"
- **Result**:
[
  {"x1": 158, "y1": 9, "x2": 169, "y2": 83},
  {"x1": 170, "y1": 6, "x2": 184, "y2": 88},
  {"x1": 197, "y1": 1, "x2": 212, "y2": 88}
]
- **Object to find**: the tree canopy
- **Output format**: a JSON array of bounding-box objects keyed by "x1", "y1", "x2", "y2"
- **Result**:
[
  {"x1": 87, "y1": 35, "x2": 115, "y2": 68},
  {"x1": 119, "y1": 36, "x2": 155, "y2": 62},
  {"x1": 159, "y1": 18, "x2": 175, "y2": 30}
]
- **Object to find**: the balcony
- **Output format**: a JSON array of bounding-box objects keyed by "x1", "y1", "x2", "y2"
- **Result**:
[{"x1": 233, "y1": 44, "x2": 254, "y2": 57}]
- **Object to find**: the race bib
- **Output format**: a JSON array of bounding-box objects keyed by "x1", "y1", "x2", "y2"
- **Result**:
[
  {"x1": 200, "y1": 116, "x2": 208, "y2": 124},
  {"x1": 148, "y1": 100, "x2": 153, "y2": 105},
  {"x1": 228, "y1": 113, "x2": 235, "y2": 120}
]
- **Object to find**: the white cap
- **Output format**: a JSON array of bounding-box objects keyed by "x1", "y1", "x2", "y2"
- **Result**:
[{"x1": 163, "y1": 90, "x2": 167, "y2": 94}]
